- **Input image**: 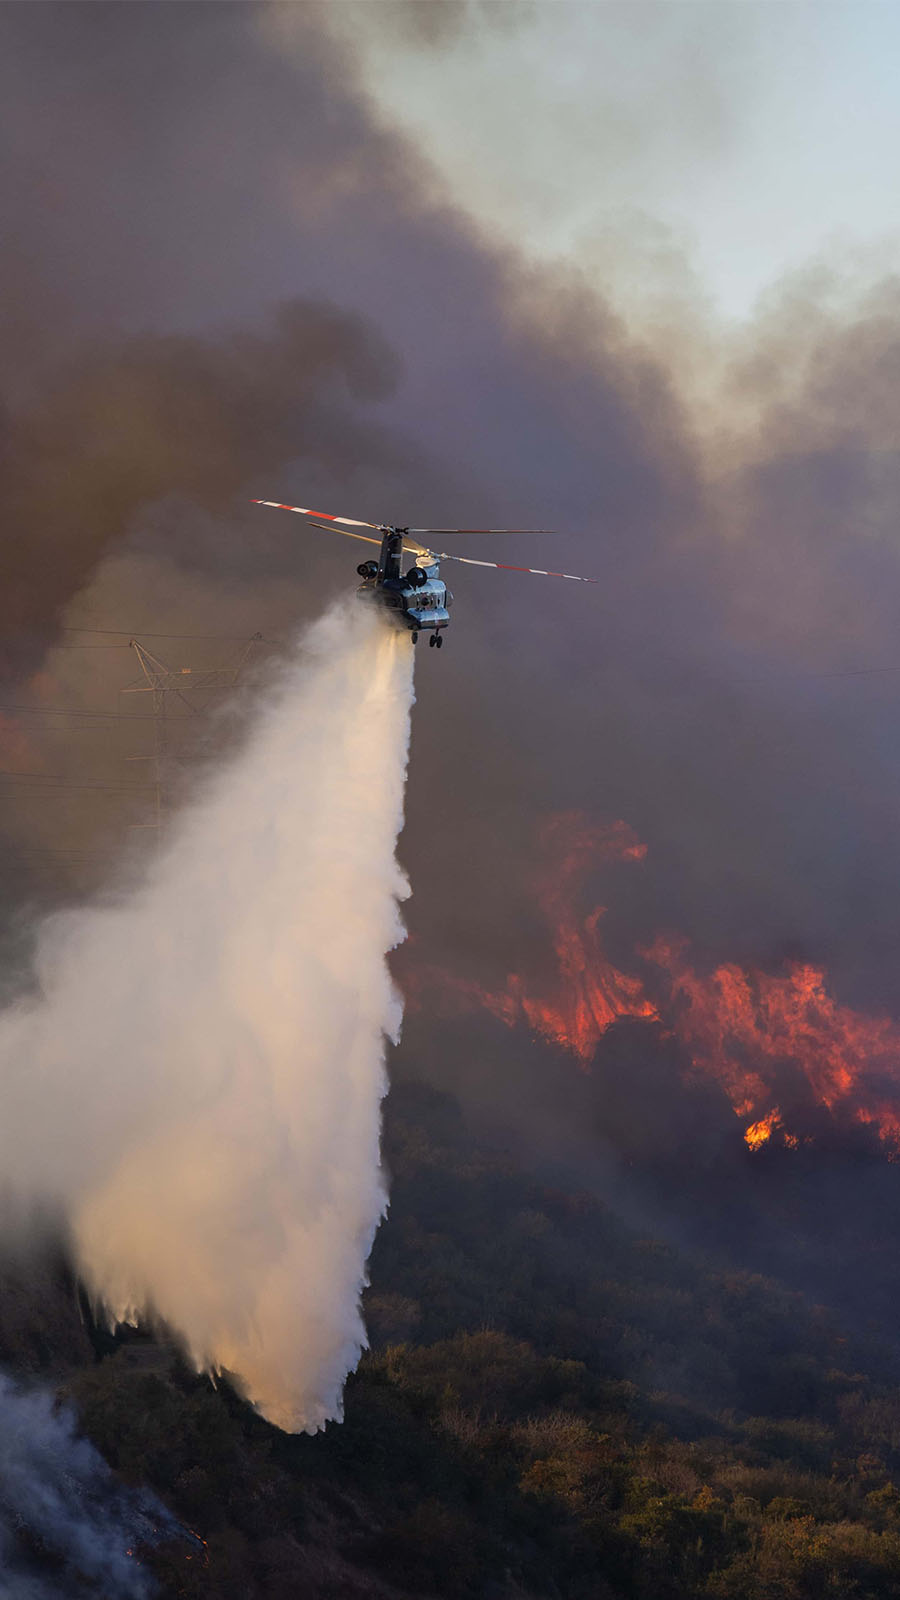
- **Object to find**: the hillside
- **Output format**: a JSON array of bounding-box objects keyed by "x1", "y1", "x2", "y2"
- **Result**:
[{"x1": 5, "y1": 1079, "x2": 900, "y2": 1597}]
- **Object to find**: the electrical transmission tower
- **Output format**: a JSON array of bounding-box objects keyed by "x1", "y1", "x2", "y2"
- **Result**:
[{"x1": 122, "y1": 634, "x2": 262, "y2": 836}]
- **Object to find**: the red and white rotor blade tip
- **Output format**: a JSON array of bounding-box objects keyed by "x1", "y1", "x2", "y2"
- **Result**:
[
  {"x1": 405, "y1": 537, "x2": 547, "y2": 544},
  {"x1": 252, "y1": 500, "x2": 382, "y2": 530},
  {"x1": 435, "y1": 551, "x2": 597, "y2": 583}
]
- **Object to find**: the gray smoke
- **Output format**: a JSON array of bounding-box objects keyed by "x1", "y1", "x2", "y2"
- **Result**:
[{"x1": 0, "y1": 1368, "x2": 174, "y2": 1598}]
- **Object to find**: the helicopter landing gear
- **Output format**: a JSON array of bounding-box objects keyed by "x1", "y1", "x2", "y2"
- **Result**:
[
  {"x1": 411, "y1": 631, "x2": 418, "y2": 644},
  {"x1": 428, "y1": 633, "x2": 436, "y2": 647},
  {"x1": 436, "y1": 633, "x2": 443, "y2": 648}
]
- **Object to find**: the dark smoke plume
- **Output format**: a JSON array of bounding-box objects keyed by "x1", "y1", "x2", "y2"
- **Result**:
[
  {"x1": 2, "y1": 0, "x2": 900, "y2": 1354},
  {"x1": 0, "y1": 301, "x2": 400, "y2": 673},
  {"x1": 0, "y1": 0, "x2": 892, "y2": 1045}
]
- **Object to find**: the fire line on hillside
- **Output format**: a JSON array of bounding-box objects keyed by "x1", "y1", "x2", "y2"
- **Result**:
[{"x1": 408, "y1": 813, "x2": 900, "y2": 1157}]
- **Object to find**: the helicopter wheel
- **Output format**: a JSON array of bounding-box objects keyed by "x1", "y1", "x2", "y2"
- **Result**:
[
  {"x1": 436, "y1": 633, "x2": 444, "y2": 648},
  {"x1": 411, "y1": 631, "x2": 418, "y2": 644},
  {"x1": 428, "y1": 633, "x2": 437, "y2": 647}
]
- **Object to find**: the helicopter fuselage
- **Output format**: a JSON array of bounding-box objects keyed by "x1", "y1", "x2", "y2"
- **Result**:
[{"x1": 356, "y1": 528, "x2": 453, "y2": 637}]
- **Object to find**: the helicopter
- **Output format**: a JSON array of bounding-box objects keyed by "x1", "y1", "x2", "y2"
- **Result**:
[{"x1": 252, "y1": 500, "x2": 597, "y2": 647}]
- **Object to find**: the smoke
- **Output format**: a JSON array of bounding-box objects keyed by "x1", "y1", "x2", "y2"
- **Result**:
[
  {"x1": 0, "y1": 603, "x2": 414, "y2": 1431},
  {"x1": 6, "y1": 0, "x2": 900, "y2": 1354},
  {"x1": 0, "y1": 1369, "x2": 174, "y2": 1598},
  {"x1": 0, "y1": 299, "x2": 402, "y2": 675}
]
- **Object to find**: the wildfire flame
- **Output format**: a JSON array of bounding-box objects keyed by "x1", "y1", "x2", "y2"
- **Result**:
[
  {"x1": 516, "y1": 815, "x2": 658, "y2": 1058},
  {"x1": 412, "y1": 816, "x2": 657, "y2": 1061},
  {"x1": 744, "y1": 1108, "x2": 781, "y2": 1151},
  {"x1": 646, "y1": 937, "x2": 900, "y2": 1152},
  {"x1": 412, "y1": 812, "x2": 900, "y2": 1155}
]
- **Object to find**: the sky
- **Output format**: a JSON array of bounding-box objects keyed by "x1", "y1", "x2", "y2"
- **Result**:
[{"x1": 315, "y1": 1, "x2": 900, "y2": 322}]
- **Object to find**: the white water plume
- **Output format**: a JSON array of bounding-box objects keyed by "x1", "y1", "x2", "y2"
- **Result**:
[{"x1": 0, "y1": 604, "x2": 414, "y2": 1431}]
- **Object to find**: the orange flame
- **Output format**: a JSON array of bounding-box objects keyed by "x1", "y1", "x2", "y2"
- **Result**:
[
  {"x1": 744, "y1": 1108, "x2": 781, "y2": 1151},
  {"x1": 412, "y1": 816, "x2": 657, "y2": 1062},
  {"x1": 646, "y1": 937, "x2": 900, "y2": 1152},
  {"x1": 412, "y1": 812, "x2": 900, "y2": 1154},
  {"x1": 518, "y1": 815, "x2": 657, "y2": 1059}
]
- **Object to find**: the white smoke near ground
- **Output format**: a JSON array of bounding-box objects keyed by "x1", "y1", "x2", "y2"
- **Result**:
[
  {"x1": 0, "y1": 1369, "x2": 176, "y2": 1598},
  {"x1": 0, "y1": 604, "x2": 415, "y2": 1431}
]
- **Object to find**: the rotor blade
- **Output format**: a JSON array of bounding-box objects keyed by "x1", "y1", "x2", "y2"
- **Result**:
[
  {"x1": 304, "y1": 521, "x2": 431, "y2": 559},
  {"x1": 302, "y1": 519, "x2": 383, "y2": 548},
  {"x1": 256, "y1": 505, "x2": 428, "y2": 559},
  {"x1": 252, "y1": 502, "x2": 592, "y2": 576},
  {"x1": 405, "y1": 537, "x2": 547, "y2": 544},
  {"x1": 433, "y1": 550, "x2": 597, "y2": 582},
  {"x1": 252, "y1": 499, "x2": 383, "y2": 530}
]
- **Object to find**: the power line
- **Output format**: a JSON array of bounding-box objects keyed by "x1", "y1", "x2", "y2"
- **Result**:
[
  {"x1": 0, "y1": 631, "x2": 265, "y2": 867},
  {"x1": 61, "y1": 627, "x2": 272, "y2": 641},
  {"x1": 821, "y1": 666, "x2": 900, "y2": 679},
  {"x1": 0, "y1": 704, "x2": 194, "y2": 721},
  {"x1": 0, "y1": 784, "x2": 153, "y2": 795},
  {"x1": 5, "y1": 850, "x2": 118, "y2": 863},
  {"x1": 8, "y1": 847, "x2": 111, "y2": 856},
  {"x1": 0, "y1": 770, "x2": 150, "y2": 785}
]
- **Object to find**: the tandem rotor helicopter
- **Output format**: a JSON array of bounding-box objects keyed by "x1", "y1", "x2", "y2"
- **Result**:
[{"x1": 253, "y1": 500, "x2": 597, "y2": 648}]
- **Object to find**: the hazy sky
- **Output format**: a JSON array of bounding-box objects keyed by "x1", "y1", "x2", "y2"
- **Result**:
[{"x1": 316, "y1": 1, "x2": 900, "y2": 320}]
